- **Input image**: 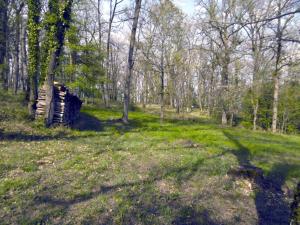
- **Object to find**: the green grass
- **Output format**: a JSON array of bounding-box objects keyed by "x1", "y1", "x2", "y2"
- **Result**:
[{"x1": 0, "y1": 93, "x2": 300, "y2": 224}]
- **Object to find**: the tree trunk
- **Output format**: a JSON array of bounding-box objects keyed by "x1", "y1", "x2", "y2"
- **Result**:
[
  {"x1": 253, "y1": 101, "x2": 259, "y2": 131},
  {"x1": 222, "y1": 110, "x2": 227, "y2": 125},
  {"x1": 160, "y1": 71, "x2": 164, "y2": 122},
  {"x1": 21, "y1": 18, "x2": 28, "y2": 93},
  {"x1": 272, "y1": 6, "x2": 283, "y2": 133},
  {"x1": 221, "y1": 49, "x2": 230, "y2": 125},
  {"x1": 0, "y1": 0, "x2": 8, "y2": 90},
  {"x1": 105, "y1": 0, "x2": 118, "y2": 107},
  {"x1": 44, "y1": 0, "x2": 73, "y2": 127},
  {"x1": 97, "y1": 0, "x2": 107, "y2": 106},
  {"x1": 97, "y1": 0, "x2": 102, "y2": 48},
  {"x1": 142, "y1": 72, "x2": 147, "y2": 108},
  {"x1": 14, "y1": 7, "x2": 22, "y2": 94},
  {"x1": 230, "y1": 112, "x2": 234, "y2": 126},
  {"x1": 27, "y1": 0, "x2": 41, "y2": 117},
  {"x1": 198, "y1": 89, "x2": 203, "y2": 112},
  {"x1": 44, "y1": 53, "x2": 55, "y2": 127},
  {"x1": 160, "y1": 43, "x2": 165, "y2": 123},
  {"x1": 159, "y1": 34, "x2": 166, "y2": 123},
  {"x1": 208, "y1": 70, "x2": 214, "y2": 117},
  {"x1": 272, "y1": 73, "x2": 279, "y2": 133},
  {"x1": 122, "y1": 0, "x2": 142, "y2": 124},
  {"x1": 176, "y1": 99, "x2": 180, "y2": 114}
]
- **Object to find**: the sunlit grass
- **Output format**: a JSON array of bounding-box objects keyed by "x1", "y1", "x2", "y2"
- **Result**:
[{"x1": 0, "y1": 93, "x2": 299, "y2": 224}]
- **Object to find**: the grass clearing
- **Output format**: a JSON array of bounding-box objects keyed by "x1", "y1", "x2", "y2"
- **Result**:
[{"x1": 0, "y1": 93, "x2": 299, "y2": 224}]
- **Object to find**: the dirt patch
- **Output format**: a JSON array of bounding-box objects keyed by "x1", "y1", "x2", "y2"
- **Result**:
[
  {"x1": 173, "y1": 139, "x2": 202, "y2": 149},
  {"x1": 37, "y1": 156, "x2": 55, "y2": 169},
  {"x1": 234, "y1": 179, "x2": 254, "y2": 196},
  {"x1": 228, "y1": 165, "x2": 263, "y2": 183},
  {"x1": 156, "y1": 180, "x2": 177, "y2": 194},
  {"x1": 180, "y1": 175, "x2": 258, "y2": 225}
]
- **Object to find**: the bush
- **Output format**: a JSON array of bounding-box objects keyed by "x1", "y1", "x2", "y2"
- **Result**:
[
  {"x1": 238, "y1": 121, "x2": 252, "y2": 129},
  {"x1": 0, "y1": 91, "x2": 29, "y2": 122}
]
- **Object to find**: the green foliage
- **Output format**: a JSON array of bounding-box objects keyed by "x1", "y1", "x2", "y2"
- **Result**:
[
  {"x1": 66, "y1": 43, "x2": 105, "y2": 98},
  {"x1": 278, "y1": 81, "x2": 300, "y2": 133},
  {"x1": 241, "y1": 82, "x2": 273, "y2": 130},
  {"x1": 258, "y1": 82, "x2": 274, "y2": 130},
  {"x1": 240, "y1": 90, "x2": 253, "y2": 125},
  {"x1": 239, "y1": 121, "x2": 253, "y2": 129},
  {"x1": 49, "y1": 20, "x2": 105, "y2": 99},
  {"x1": 0, "y1": 90, "x2": 28, "y2": 121},
  {"x1": 0, "y1": 63, "x2": 8, "y2": 81},
  {"x1": 241, "y1": 81, "x2": 300, "y2": 133},
  {"x1": 40, "y1": 0, "x2": 73, "y2": 83},
  {"x1": 27, "y1": 0, "x2": 41, "y2": 103},
  {"x1": 65, "y1": 23, "x2": 81, "y2": 51}
]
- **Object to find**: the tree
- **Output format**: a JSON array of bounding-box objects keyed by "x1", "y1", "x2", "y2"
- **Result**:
[
  {"x1": 105, "y1": 0, "x2": 124, "y2": 106},
  {"x1": 0, "y1": 0, "x2": 8, "y2": 90},
  {"x1": 12, "y1": 1, "x2": 25, "y2": 94},
  {"x1": 122, "y1": 0, "x2": 142, "y2": 123},
  {"x1": 43, "y1": 0, "x2": 73, "y2": 127},
  {"x1": 242, "y1": 0, "x2": 269, "y2": 130},
  {"x1": 199, "y1": 0, "x2": 243, "y2": 125},
  {"x1": 271, "y1": 0, "x2": 294, "y2": 133},
  {"x1": 146, "y1": 0, "x2": 184, "y2": 122},
  {"x1": 1, "y1": 0, "x2": 299, "y2": 134},
  {"x1": 27, "y1": 0, "x2": 41, "y2": 117}
]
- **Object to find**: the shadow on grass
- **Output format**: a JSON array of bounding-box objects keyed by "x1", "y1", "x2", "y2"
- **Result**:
[
  {"x1": 0, "y1": 113, "x2": 108, "y2": 141},
  {"x1": 33, "y1": 151, "x2": 228, "y2": 224},
  {"x1": 0, "y1": 127, "x2": 98, "y2": 142},
  {"x1": 0, "y1": 130, "x2": 82, "y2": 142},
  {"x1": 0, "y1": 113, "x2": 156, "y2": 142},
  {"x1": 0, "y1": 108, "x2": 215, "y2": 142},
  {"x1": 223, "y1": 131, "x2": 299, "y2": 225},
  {"x1": 71, "y1": 112, "x2": 103, "y2": 132},
  {"x1": 72, "y1": 112, "x2": 159, "y2": 134}
]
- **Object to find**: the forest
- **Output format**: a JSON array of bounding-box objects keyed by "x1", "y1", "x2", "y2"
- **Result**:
[
  {"x1": 0, "y1": 0, "x2": 300, "y2": 132},
  {"x1": 0, "y1": 0, "x2": 300, "y2": 224}
]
